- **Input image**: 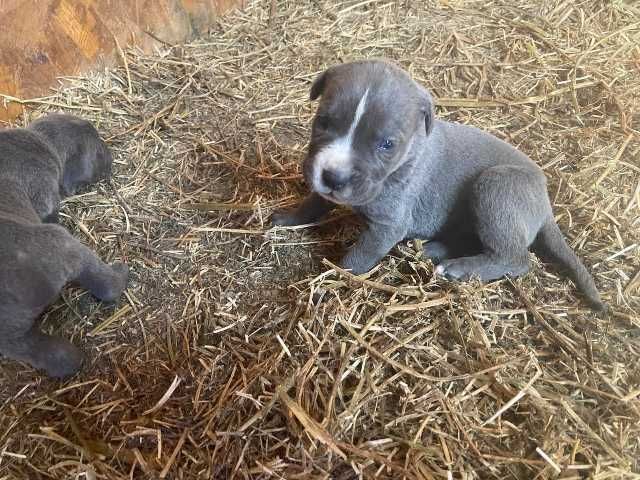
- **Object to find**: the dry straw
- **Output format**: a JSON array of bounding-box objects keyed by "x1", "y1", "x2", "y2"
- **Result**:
[{"x1": 1, "y1": 0, "x2": 639, "y2": 478}]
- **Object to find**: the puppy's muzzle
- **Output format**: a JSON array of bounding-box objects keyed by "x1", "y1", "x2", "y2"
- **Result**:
[{"x1": 321, "y1": 168, "x2": 352, "y2": 191}]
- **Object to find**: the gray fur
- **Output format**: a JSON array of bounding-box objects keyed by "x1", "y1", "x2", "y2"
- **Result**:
[
  {"x1": 0, "y1": 114, "x2": 129, "y2": 378},
  {"x1": 273, "y1": 59, "x2": 605, "y2": 311}
]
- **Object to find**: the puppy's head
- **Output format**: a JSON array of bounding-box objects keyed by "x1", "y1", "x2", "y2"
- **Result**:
[
  {"x1": 29, "y1": 114, "x2": 113, "y2": 196},
  {"x1": 303, "y1": 59, "x2": 434, "y2": 206}
]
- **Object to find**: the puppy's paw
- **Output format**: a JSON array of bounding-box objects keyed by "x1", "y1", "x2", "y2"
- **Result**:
[
  {"x1": 586, "y1": 296, "x2": 608, "y2": 313},
  {"x1": 39, "y1": 338, "x2": 84, "y2": 379},
  {"x1": 47, "y1": 350, "x2": 83, "y2": 379},
  {"x1": 43, "y1": 209, "x2": 60, "y2": 224},
  {"x1": 340, "y1": 253, "x2": 373, "y2": 276},
  {"x1": 434, "y1": 259, "x2": 472, "y2": 281},
  {"x1": 111, "y1": 262, "x2": 129, "y2": 297},
  {"x1": 423, "y1": 241, "x2": 451, "y2": 263},
  {"x1": 98, "y1": 262, "x2": 129, "y2": 302},
  {"x1": 112, "y1": 262, "x2": 129, "y2": 279},
  {"x1": 271, "y1": 210, "x2": 301, "y2": 227}
]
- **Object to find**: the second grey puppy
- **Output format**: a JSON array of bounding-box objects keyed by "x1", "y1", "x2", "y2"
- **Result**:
[
  {"x1": 0, "y1": 114, "x2": 129, "y2": 378},
  {"x1": 273, "y1": 59, "x2": 605, "y2": 310}
]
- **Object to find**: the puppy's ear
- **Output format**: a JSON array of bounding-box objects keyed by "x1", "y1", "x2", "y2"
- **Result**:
[
  {"x1": 420, "y1": 87, "x2": 436, "y2": 136},
  {"x1": 310, "y1": 67, "x2": 331, "y2": 101}
]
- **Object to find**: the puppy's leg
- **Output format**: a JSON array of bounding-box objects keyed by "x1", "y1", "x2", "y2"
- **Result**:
[
  {"x1": 46, "y1": 226, "x2": 128, "y2": 302},
  {"x1": 272, "y1": 193, "x2": 335, "y2": 226},
  {"x1": 73, "y1": 249, "x2": 129, "y2": 302},
  {"x1": 423, "y1": 241, "x2": 452, "y2": 262},
  {"x1": 436, "y1": 166, "x2": 548, "y2": 281},
  {"x1": 342, "y1": 223, "x2": 407, "y2": 275},
  {"x1": 423, "y1": 234, "x2": 483, "y2": 263},
  {"x1": 0, "y1": 326, "x2": 83, "y2": 378},
  {"x1": 43, "y1": 208, "x2": 60, "y2": 223},
  {"x1": 436, "y1": 251, "x2": 530, "y2": 281},
  {"x1": 0, "y1": 266, "x2": 82, "y2": 378}
]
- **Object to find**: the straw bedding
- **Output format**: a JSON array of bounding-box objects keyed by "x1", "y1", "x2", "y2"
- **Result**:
[{"x1": 1, "y1": 0, "x2": 639, "y2": 478}]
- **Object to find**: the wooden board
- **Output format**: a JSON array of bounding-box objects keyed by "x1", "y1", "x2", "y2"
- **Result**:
[{"x1": 0, "y1": 0, "x2": 242, "y2": 123}]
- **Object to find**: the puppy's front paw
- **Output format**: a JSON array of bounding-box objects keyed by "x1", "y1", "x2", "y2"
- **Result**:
[
  {"x1": 340, "y1": 253, "x2": 373, "y2": 276},
  {"x1": 112, "y1": 262, "x2": 129, "y2": 281},
  {"x1": 112, "y1": 261, "x2": 129, "y2": 293},
  {"x1": 271, "y1": 210, "x2": 301, "y2": 227},
  {"x1": 100, "y1": 262, "x2": 129, "y2": 302}
]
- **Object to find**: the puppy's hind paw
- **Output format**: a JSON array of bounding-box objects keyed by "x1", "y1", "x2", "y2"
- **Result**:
[
  {"x1": 436, "y1": 255, "x2": 529, "y2": 283},
  {"x1": 340, "y1": 253, "x2": 375, "y2": 276},
  {"x1": 423, "y1": 241, "x2": 452, "y2": 264},
  {"x1": 434, "y1": 259, "x2": 471, "y2": 281}
]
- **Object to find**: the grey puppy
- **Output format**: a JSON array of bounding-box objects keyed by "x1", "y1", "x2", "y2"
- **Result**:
[
  {"x1": 273, "y1": 59, "x2": 605, "y2": 310},
  {"x1": 0, "y1": 114, "x2": 129, "y2": 378}
]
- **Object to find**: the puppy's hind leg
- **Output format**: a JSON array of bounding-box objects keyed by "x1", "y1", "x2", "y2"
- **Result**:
[
  {"x1": 423, "y1": 234, "x2": 483, "y2": 264},
  {"x1": 436, "y1": 166, "x2": 548, "y2": 282},
  {"x1": 0, "y1": 261, "x2": 82, "y2": 377}
]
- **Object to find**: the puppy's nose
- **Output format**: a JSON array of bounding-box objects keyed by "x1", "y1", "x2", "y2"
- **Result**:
[{"x1": 322, "y1": 169, "x2": 351, "y2": 191}]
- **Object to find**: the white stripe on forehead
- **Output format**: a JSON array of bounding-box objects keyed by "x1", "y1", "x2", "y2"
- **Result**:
[
  {"x1": 311, "y1": 88, "x2": 370, "y2": 193},
  {"x1": 347, "y1": 87, "x2": 369, "y2": 141}
]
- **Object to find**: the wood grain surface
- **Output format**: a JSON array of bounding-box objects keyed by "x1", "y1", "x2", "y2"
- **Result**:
[{"x1": 0, "y1": 0, "x2": 242, "y2": 122}]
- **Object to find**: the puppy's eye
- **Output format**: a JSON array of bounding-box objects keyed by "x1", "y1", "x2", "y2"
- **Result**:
[{"x1": 377, "y1": 139, "x2": 394, "y2": 151}]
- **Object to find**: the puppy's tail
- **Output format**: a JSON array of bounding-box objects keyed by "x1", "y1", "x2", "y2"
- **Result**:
[{"x1": 532, "y1": 220, "x2": 606, "y2": 311}]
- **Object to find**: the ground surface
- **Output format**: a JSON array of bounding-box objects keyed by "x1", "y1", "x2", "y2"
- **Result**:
[{"x1": 0, "y1": 1, "x2": 639, "y2": 479}]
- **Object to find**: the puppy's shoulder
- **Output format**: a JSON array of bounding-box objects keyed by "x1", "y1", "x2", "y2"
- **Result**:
[
  {"x1": 0, "y1": 128, "x2": 60, "y2": 170},
  {"x1": 0, "y1": 255, "x2": 61, "y2": 312},
  {"x1": 29, "y1": 113, "x2": 99, "y2": 145},
  {"x1": 0, "y1": 222, "x2": 69, "y2": 309},
  {"x1": 0, "y1": 218, "x2": 70, "y2": 252},
  {"x1": 0, "y1": 127, "x2": 53, "y2": 154}
]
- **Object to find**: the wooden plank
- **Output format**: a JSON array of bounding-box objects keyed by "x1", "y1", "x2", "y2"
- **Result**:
[{"x1": 0, "y1": 0, "x2": 243, "y2": 123}]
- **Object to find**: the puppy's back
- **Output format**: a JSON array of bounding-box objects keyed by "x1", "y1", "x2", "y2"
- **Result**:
[{"x1": 436, "y1": 120, "x2": 539, "y2": 172}]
